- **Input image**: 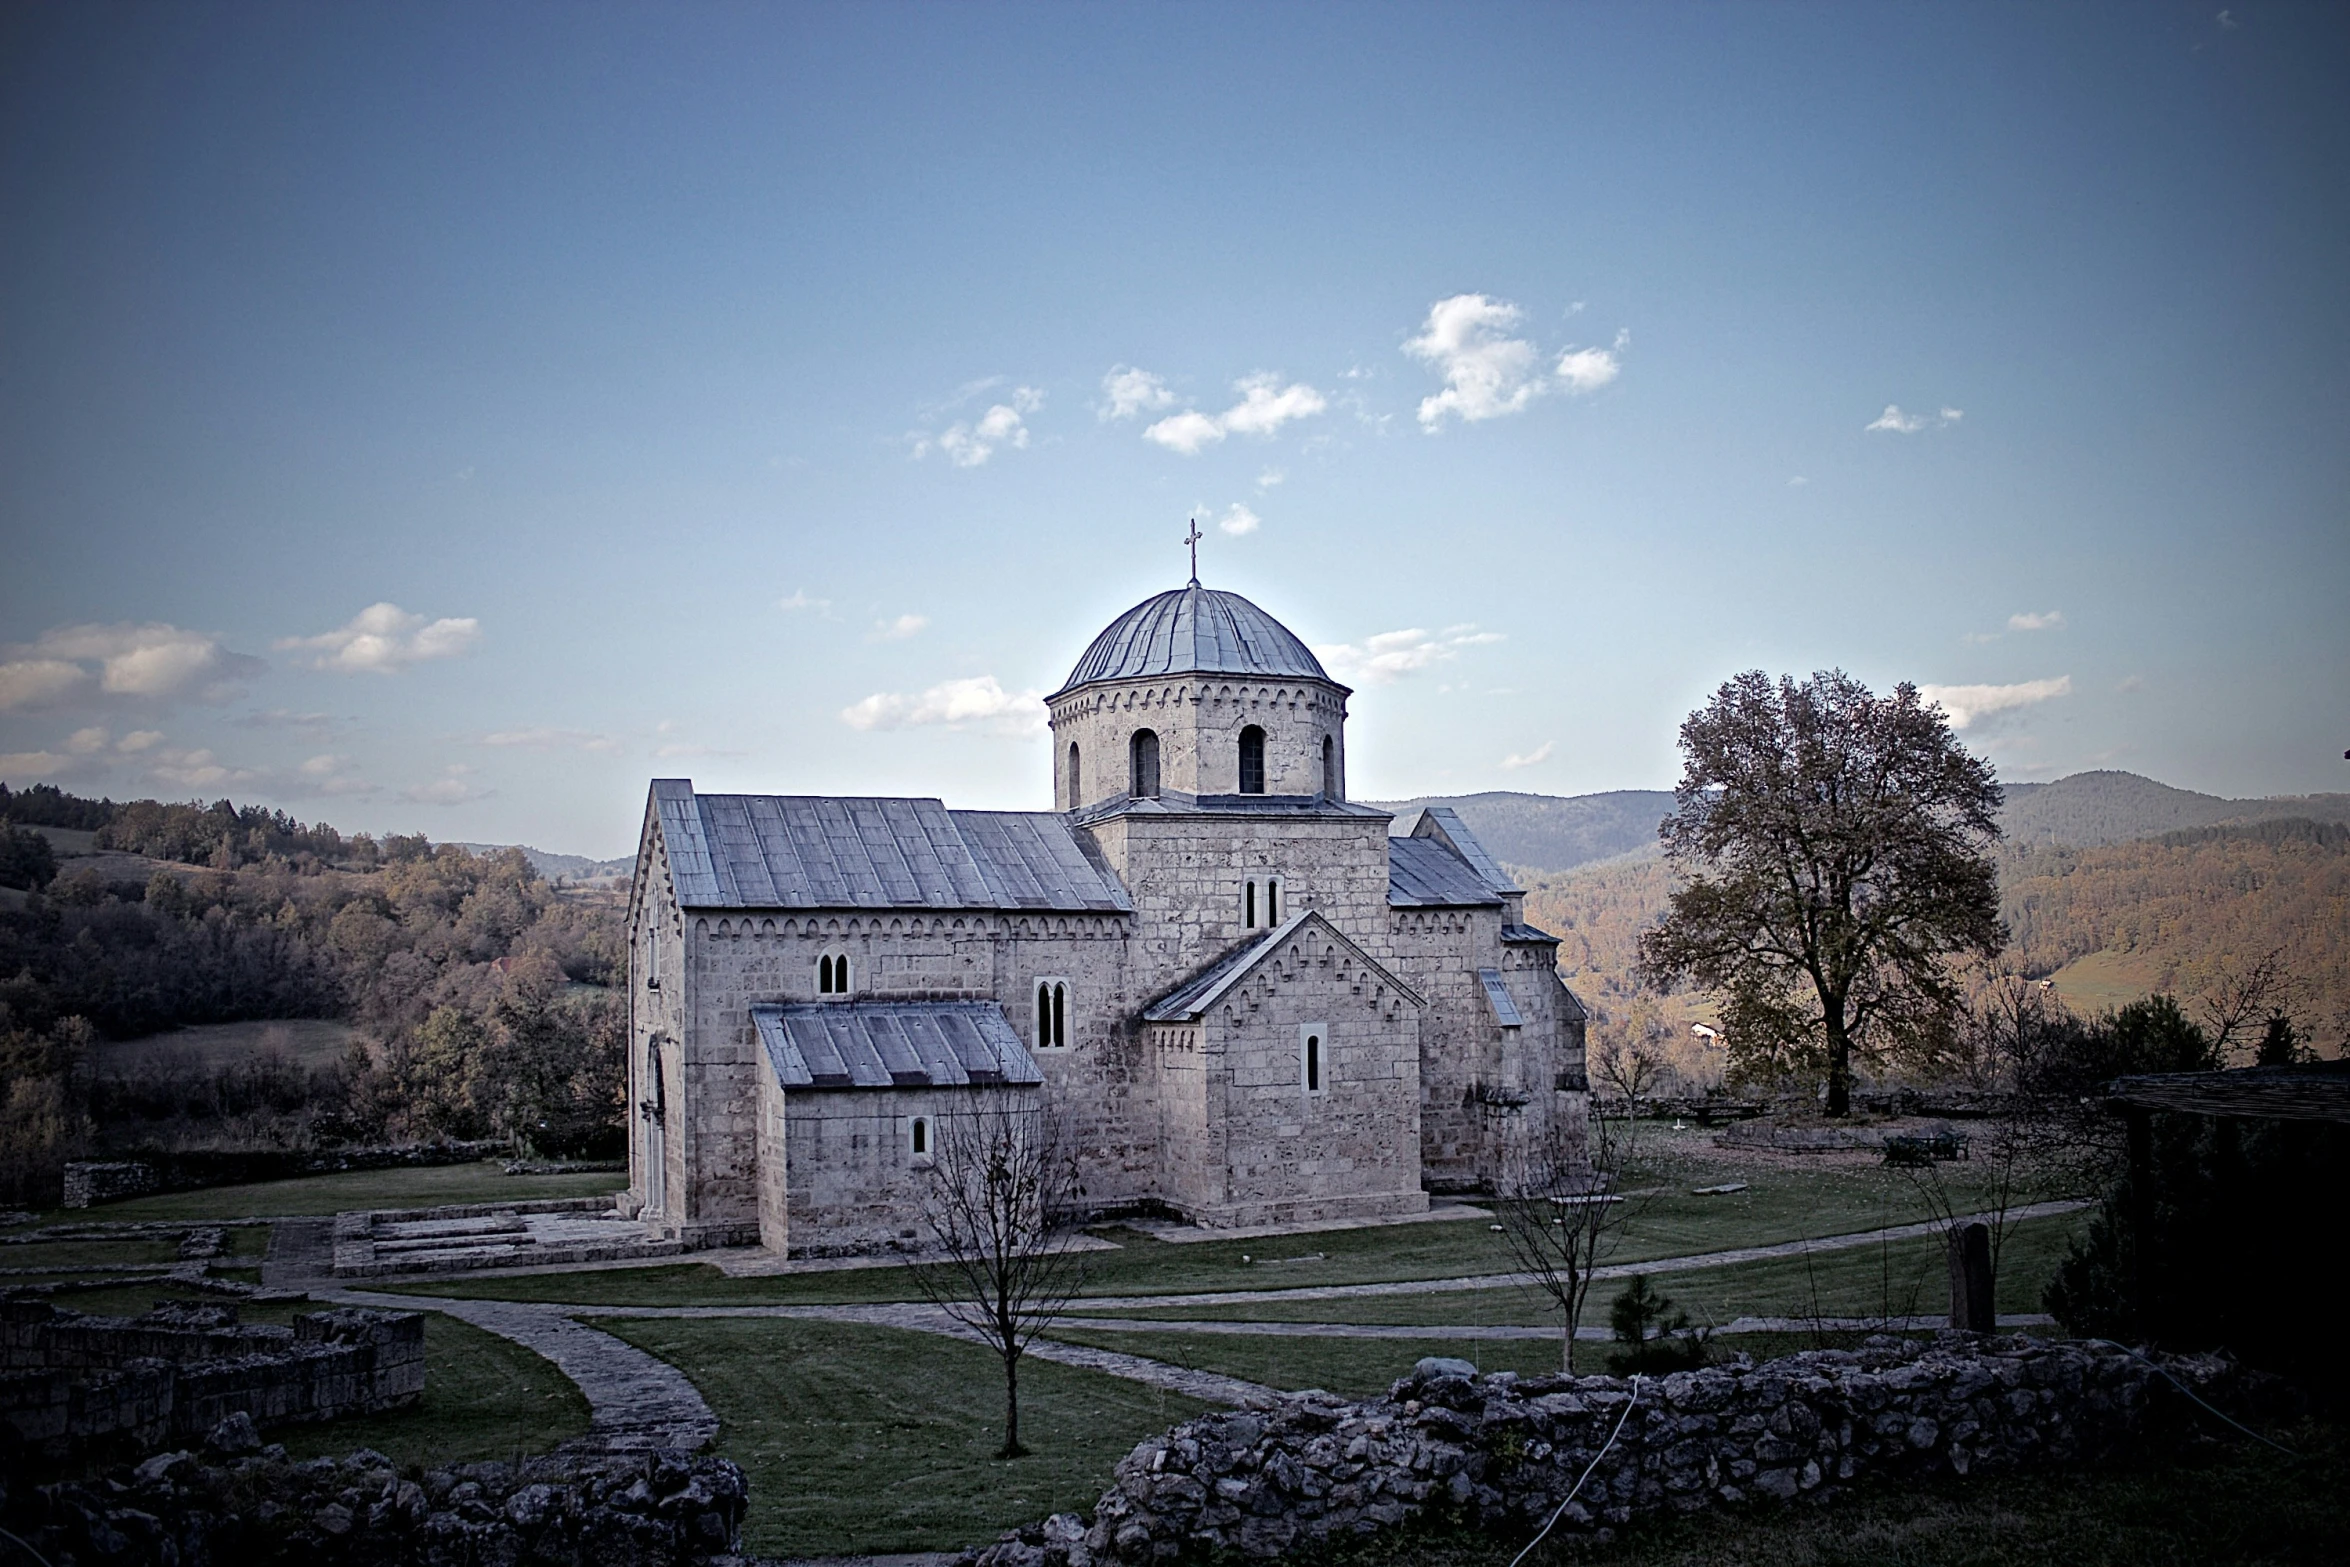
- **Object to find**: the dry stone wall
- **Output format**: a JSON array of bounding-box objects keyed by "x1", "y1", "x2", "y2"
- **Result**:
[
  {"x1": 0, "y1": 1300, "x2": 423, "y2": 1462},
  {"x1": 1, "y1": 1430, "x2": 745, "y2": 1567},
  {"x1": 963, "y1": 1334, "x2": 2237, "y2": 1567}
]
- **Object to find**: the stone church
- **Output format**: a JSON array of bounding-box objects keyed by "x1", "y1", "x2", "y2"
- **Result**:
[{"x1": 623, "y1": 579, "x2": 1590, "y2": 1255}]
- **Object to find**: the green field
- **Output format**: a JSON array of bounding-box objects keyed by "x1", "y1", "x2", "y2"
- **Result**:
[
  {"x1": 597, "y1": 1317, "x2": 1211, "y2": 1558},
  {"x1": 90, "y1": 1017, "x2": 362, "y2": 1074},
  {"x1": 45, "y1": 1160, "x2": 624, "y2": 1223}
]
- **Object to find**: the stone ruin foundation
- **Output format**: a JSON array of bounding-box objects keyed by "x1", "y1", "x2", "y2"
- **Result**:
[
  {"x1": 0, "y1": 1297, "x2": 424, "y2": 1462},
  {"x1": 965, "y1": 1332, "x2": 2248, "y2": 1567}
]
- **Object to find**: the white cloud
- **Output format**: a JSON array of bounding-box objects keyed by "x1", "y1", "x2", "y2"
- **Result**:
[
  {"x1": 0, "y1": 658, "x2": 90, "y2": 711},
  {"x1": 1256, "y1": 468, "x2": 1285, "y2": 490},
  {"x1": 481, "y1": 726, "x2": 623, "y2": 754},
  {"x1": 1098, "y1": 366, "x2": 1175, "y2": 421},
  {"x1": 116, "y1": 730, "x2": 164, "y2": 753},
  {"x1": 839, "y1": 675, "x2": 1046, "y2": 736},
  {"x1": 1788, "y1": 476, "x2": 1810, "y2": 487},
  {"x1": 2007, "y1": 610, "x2": 2064, "y2": 631},
  {"x1": 1313, "y1": 625, "x2": 1505, "y2": 686},
  {"x1": 1405, "y1": 294, "x2": 1545, "y2": 429},
  {"x1": 1217, "y1": 504, "x2": 1261, "y2": 537},
  {"x1": 1555, "y1": 330, "x2": 1629, "y2": 395},
  {"x1": 1143, "y1": 375, "x2": 1328, "y2": 455},
  {"x1": 918, "y1": 387, "x2": 1042, "y2": 468},
  {"x1": 1918, "y1": 676, "x2": 2073, "y2": 730},
  {"x1": 295, "y1": 754, "x2": 379, "y2": 796},
  {"x1": 234, "y1": 709, "x2": 335, "y2": 732},
  {"x1": 147, "y1": 747, "x2": 262, "y2": 791},
  {"x1": 3, "y1": 623, "x2": 261, "y2": 708},
  {"x1": 1867, "y1": 403, "x2": 1964, "y2": 434},
  {"x1": 280, "y1": 603, "x2": 480, "y2": 673},
  {"x1": 0, "y1": 751, "x2": 69, "y2": 780},
  {"x1": 870, "y1": 613, "x2": 929, "y2": 642},
  {"x1": 1499, "y1": 742, "x2": 1554, "y2": 770},
  {"x1": 778, "y1": 590, "x2": 831, "y2": 613},
  {"x1": 401, "y1": 765, "x2": 490, "y2": 806},
  {"x1": 64, "y1": 726, "x2": 111, "y2": 755}
]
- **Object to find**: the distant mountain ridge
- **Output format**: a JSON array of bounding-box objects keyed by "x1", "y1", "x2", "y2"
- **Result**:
[
  {"x1": 448, "y1": 843, "x2": 634, "y2": 883},
  {"x1": 1376, "y1": 772, "x2": 2350, "y2": 876}
]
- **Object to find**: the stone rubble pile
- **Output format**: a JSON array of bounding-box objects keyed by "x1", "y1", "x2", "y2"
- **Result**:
[
  {"x1": 0, "y1": 1418, "x2": 748, "y2": 1567},
  {"x1": 966, "y1": 1332, "x2": 2232, "y2": 1566}
]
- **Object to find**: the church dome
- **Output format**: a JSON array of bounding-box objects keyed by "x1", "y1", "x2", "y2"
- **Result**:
[{"x1": 1057, "y1": 585, "x2": 1333, "y2": 695}]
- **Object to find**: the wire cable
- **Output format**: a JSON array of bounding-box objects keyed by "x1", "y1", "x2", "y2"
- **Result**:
[
  {"x1": 1507, "y1": 1373, "x2": 1644, "y2": 1567},
  {"x1": 2084, "y1": 1337, "x2": 2303, "y2": 1459}
]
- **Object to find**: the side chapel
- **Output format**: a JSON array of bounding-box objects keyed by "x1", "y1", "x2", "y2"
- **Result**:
[{"x1": 623, "y1": 577, "x2": 1590, "y2": 1254}]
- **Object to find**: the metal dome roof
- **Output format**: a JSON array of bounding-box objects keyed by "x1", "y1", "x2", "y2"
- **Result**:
[{"x1": 1056, "y1": 585, "x2": 1333, "y2": 695}]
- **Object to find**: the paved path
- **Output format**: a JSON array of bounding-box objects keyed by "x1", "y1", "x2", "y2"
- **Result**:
[
  {"x1": 294, "y1": 1201, "x2": 2088, "y2": 1449},
  {"x1": 324, "y1": 1286, "x2": 723, "y2": 1451}
]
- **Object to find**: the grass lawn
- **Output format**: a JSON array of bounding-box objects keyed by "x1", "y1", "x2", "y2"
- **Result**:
[
  {"x1": 39, "y1": 1282, "x2": 591, "y2": 1469},
  {"x1": 1, "y1": 1236, "x2": 186, "y2": 1270},
  {"x1": 374, "y1": 1126, "x2": 2054, "y2": 1310},
  {"x1": 89, "y1": 1017, "x2": 360, "y2": 1074},
  {"x1": 1083, "y1": 1210, "x2": 2089, "y2": 1329},
  {"x1": 42, "y1": 1160, "x2": 624, "y2": 1223},
  {"x1": 596, "y1": 1316, "x2": 1211, "y2": 1558},
  {"x1": 1309, "y1": 1418, "x2": 2348, "y2": 1567}
]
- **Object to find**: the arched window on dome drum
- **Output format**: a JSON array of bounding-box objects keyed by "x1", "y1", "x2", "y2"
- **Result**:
[
  {"x1": 1067, "y1": 741, "x2": 1081, "y2": 808},
  {"x1": 1130, "y1": 729, "x2": 1160, "y2": 798},
  {"x1": 1238, "y1": 726, "x2": 1266, "y2": 794},
  {"x1": 1321, "y1": 735, "x2": 1336, "y2": 798},
  {"x1": 819, "y1": 955, "x2": 833, "y2": 994}
]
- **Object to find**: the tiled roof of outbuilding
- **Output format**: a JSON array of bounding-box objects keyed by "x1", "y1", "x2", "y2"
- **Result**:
[
  {"x1": 1055, "y1": 585, "x2": 1333, "y2": 696},
  {"x1": 753, "y1": 1001, "x2": 1044, "y2": 1091},
  {"x1": 651, "y1": 781, "x2": 1131, "y2": 913}
]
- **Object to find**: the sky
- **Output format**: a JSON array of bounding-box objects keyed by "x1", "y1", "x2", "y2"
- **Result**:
[{"x1": 3, "y1": 1, "x2": 2344, "y2": 860}]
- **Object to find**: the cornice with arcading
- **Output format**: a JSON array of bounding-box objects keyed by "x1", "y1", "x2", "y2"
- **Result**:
[{"x1": 1047, "y1": 675, "x2": 1348, "y2": 724}]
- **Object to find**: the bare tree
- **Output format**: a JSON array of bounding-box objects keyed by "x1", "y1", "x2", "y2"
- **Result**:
[
  {"x1": 2192, "y1": 947, "x2": 2299, "y2": 1065},
  {"x1": 913, "y1": 1100, "x2": 1086, "y2": 1458},
  {"x1": 1491, "y1": 1107, "x2": 1641, "y2": 1372},
  {"x1": 1593, "y1": 1019, "x2": 1672, "y2": 1119}
]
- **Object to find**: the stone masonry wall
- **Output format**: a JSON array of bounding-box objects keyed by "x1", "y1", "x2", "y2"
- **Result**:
[
  {"x1": 0, "y1": 1300, "x2": 423, "y2": 1461},
  {"x1": 1050, "y1": 677, "x2": 1348, "y2": 810},
  {"x1": 966, "y1": 1334, "x2": 2235, "y2": 1567},
  {"x1": 2, "y1": 1431, "x2": 745, "y2": 1567}
]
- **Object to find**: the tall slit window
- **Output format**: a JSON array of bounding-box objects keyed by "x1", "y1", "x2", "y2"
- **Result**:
[
  {"x1": 1067, "y1": 741, "x2": 1082, "y2": 807},
  {"x1": 818, "y1": 953, "x2": 852, "y2": 995},
  {"x1": 1034, "y1": 979, "x2": 1069, "y2": 1048},
  {"x1": 1267, "y1": 878, "x2": 1280, "y2": 924},
  {"x1": 1321, "y1": 735, "x2": 1336, "y2": 798},
  {"x1": 1300, "y1": 1022, "x2": 1327, "y2": 1095},
  {"x1": 1238, "y1": 725, "x2": 1266, "y2": 794},
  {"x1": 909, "y1": 1116, "x2": 933, "y2": 1164},
  {"x1": 1245, "y1": 881, "x2": 1256, "y2": 928},
  {"x1": 1129, "y1": 728, "x2": 1161, "y2": 798}
]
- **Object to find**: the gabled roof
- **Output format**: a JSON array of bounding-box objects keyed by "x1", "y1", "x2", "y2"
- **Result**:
[
  {"x1": 649, "y1": 780, "x2": 1131, "y2": 913},
  {"x1": 753, "y1": 1000, "x2": 1044, "y2": 1091},
  {"x1": 1142, "y1": 908, "x2": 1425, "y2": 1023},
  {"x1": 1387, "y1": 836, "x2": 1503, "y2": 907},
  {"x1": 1411, "y1": 807, "x2": 1521, "y2": 896}
]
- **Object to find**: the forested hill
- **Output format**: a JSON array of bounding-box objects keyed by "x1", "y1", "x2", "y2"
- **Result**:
[
  {"x1": 1368, "y1": 790, "x2": 1674, "y2": 873},
  {"x1": 1379, "y1": 772, "x2": 2350, "y2": 875}
]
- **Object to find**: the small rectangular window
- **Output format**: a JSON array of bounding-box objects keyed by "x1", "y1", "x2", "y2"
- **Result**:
[{"x1": 1300, "y1": 1021, "x2": 1328, "y2": 1095}]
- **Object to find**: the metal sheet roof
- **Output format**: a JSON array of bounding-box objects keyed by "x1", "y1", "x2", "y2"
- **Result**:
[
  {"x1": 1477, "y1": 968, "x2": 1526, "y2": 1028},
  {"x1": 649, "y1": 782, "x2": 1131, "y2": 912},
  {"x1": 1387, "y1": 836, "x2": 1503, "y2": 907},
  {"x1": 753, "y1": 1001, "x2": 1044, "y2": 1091},
  {"x1": 1415, "y1": 807, "x2": 1521, "y2": 896},
  {"x1": 1501, "y1": 922, "x2": 1561, "y2": 944},
  {"x1": 1055, "y1": 585, "x2": 1333, "y2": 695}
]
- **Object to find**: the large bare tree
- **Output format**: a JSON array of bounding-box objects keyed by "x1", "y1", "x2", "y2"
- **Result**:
[
  {"x1": 1637, "y1": 670, "x2": 2004, "y2": 1117},
  {"x1": 914, "y1": 1101, "x2": 1086, "y2": 1458}
]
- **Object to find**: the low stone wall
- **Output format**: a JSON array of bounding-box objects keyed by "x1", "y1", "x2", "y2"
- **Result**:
[
  {"x1": 0, "y1": 1428, "x2": 746, "y2": 1567},
  {"x1": 967, "y1": 1334, "x2": 2233, "y2": 1566},
  {"x1": 60, "y1": 1160, "x2": 160, "y2": 1207},
  {"x1": 0, "y1": 1299, "x2": 423, "y2": 1461}
]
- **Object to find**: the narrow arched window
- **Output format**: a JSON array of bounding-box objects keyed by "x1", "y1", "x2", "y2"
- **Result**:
[
  {"x1": 910, "y1": 1116, "x2": 931, "y2": 1161},
  {"x1": 1267, "y1": 878, "x2": 1280, "y2": 924},
  {"x1": 1037, "y1": 982, "x2": 1052, "y2": 1049},
  {"x1": 1244, "y1": 880, "x2": 1256, "y2": 928},
  {"x1": 1130, "y1": 729, "x2": 1161, "y2": 798},
  {"x1": 837, "y1": 954, "x2": 851, "y2": 993},
  {"x1": 1238, "y1": 726, "x2": 1266, "y2": 794},
  {"x1": 1052, "y1": 983, "x2": 1066, "y2": 1048},
  {"x1": 1067, "y1": 741, "x2": 1082, "y2": 807},
  {"x1": 819, "y1": 955, "x2": 834, "y2": 994},
  {"x1": 1301, "y1": 1023, "x2": 1326, "y2": 1094},
  {"x1": 1321, "y1": 735, "x2": 1336, "y2": 799}
]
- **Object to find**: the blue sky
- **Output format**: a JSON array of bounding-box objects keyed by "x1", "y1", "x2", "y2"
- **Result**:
[{"x1": 3, "y1": 2, "x2": 2344, "y2": 858}]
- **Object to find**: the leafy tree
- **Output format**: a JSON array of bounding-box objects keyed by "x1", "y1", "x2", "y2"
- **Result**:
[
  {"x1": 1637, "y1": 670, "x2": 2005, "y2": 1116},
  {"x1": 0, "y1": 822, "x2": 59, "y2": 891}
]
